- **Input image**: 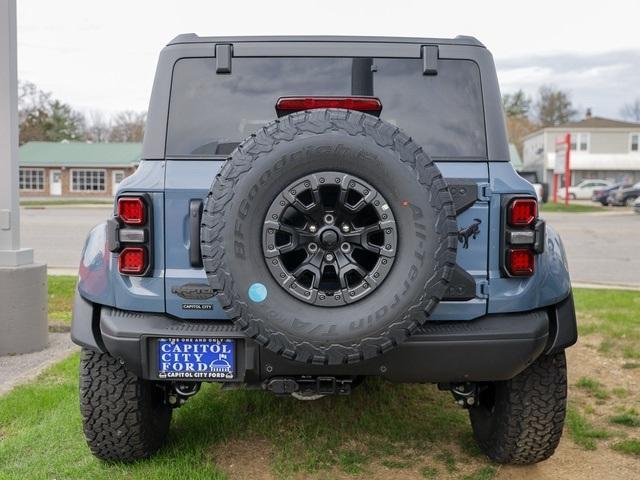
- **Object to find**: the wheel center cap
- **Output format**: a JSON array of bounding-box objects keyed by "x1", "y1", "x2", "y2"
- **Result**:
[{"x1": 320, "y1": 229, "x2": 339, "y2": 248}]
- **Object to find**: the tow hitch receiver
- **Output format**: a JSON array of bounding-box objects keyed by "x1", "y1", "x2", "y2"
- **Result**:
[
  {"x1": 264, "y1": 376, "x2": 353, "y2": 397},
  {"x1": 439, "y1": 382, "x2": 481, "y2": 409}
]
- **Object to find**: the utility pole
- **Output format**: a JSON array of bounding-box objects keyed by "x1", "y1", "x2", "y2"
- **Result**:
[{"x1": 0, "y1": 0, "x2": 47, "y2": 355}]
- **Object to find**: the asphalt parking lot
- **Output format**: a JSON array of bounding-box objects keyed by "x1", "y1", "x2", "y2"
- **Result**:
[
  {"x1": 20, "y1": 206, "x2": 112, "y2": 271},
  {"x1": 544, "y1": 210, "x2": 639, "y2": 287},
  {"x1": 20, "y1": 206, "x2": 640, "y2": 287}
]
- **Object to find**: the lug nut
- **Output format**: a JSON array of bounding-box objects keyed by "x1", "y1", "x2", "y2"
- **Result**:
[
  {"x1": 308, "y1": 242, "x2": 318, "y2": 252},
  {"x1": 340, "y1": 242, "x2": 350, "y2": 253},
  {"x1": 325, "y1": 253, "x2": 334, "y2": 262},
  {"x1": 341, "y1": 224, "x2": 350, "y2": 233},
  {"x1": 323, "y1": 214, "x2": 334, "y2": 224},
  {"x1": 309, "y1": 225, "x2": 317, "y2": 233}
]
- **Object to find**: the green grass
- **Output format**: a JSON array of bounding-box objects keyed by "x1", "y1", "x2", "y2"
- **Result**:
[
  {"x1": 612, "y1": 387, "x2": 629, "y2": 399},
  {"x1": 420, "y1": 466, "x2": 438, "y2": 478},
  {"x1": 48, "y1": 275, "x2": 77, "y2": 325},
  {"x1": 2, "y1": 286, "x2": 638, "y2": 478},
  {"x1": 435, "y1": 450, "x2": 457, "y2": 473},
  {"x1": 540, "y1": 202, "x2": 603, "y2": 213},
  {"x1": 380, "y1": 459, "x2": 410, "y2": 469},
  {"x1": 575, "y1": 377, "x2": 610, "y2": 400},
  {"x1": 462, "y1": 466, "x2": 497, "y2": 480},
  {"x1": 566, "y1": 405, "x2": 610, "y2": 450},
  {"x1": 0, "y1": 354, "x2": 477, "y2": 479},
  {"x1": 574, "y1": 288, "x2": 640, "y2": 359},
  {"x1": 622, "y1": 362, "x2": 640, "y2": 369},
  {"x1": 610, "y1": 410, "x2": 640, "y2": 428},
  {"x1": 21, "y1": 199, "x2": 112, "y2": 207},
  {"x1": 612, "y1": 439, "x2": 640, "y2": 457}
]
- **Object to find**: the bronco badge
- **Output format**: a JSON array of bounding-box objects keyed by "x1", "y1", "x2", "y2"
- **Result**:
[{"x1": 458, "y1": 218, "x2": 482, "y2": 249}]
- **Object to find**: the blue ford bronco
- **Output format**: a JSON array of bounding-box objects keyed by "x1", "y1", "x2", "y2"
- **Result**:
[{"x1": 72, "y1": 35, "x2": 577, "y2": 464}]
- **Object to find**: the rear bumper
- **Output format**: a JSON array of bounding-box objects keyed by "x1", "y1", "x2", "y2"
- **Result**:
[{"x1": 72, "y1": 292, "x2": 577, "y2": 384}]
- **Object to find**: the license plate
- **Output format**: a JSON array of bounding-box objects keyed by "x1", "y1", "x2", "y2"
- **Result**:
[{"x1": 157, "y1": 338, "x2": 235, "y2": 380}]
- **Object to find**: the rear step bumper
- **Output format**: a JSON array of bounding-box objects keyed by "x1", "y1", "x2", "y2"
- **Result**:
[{"x1": 71, "y1": 292, "x2": 577, "y2": 383}]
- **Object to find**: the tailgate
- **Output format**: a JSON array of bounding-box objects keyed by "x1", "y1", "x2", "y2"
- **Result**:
[
  {"x1": 430, "y1": 162, "x2": 490, "y2": 321},
  {"x1": 164, "y1": 160, "x2": 228, "y2": 319}
]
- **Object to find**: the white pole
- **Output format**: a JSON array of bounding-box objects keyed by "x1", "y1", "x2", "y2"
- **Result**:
[
  {"x1": 0, "y1": 0, "x2": 32, "y2": 265},
  {"x1": 0, "y1": 0, "x2": 47, "y2": 356}
]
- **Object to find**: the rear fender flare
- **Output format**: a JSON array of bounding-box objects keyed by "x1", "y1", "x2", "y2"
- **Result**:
[
  {"x1": 77, "y1": 222, "x2": 116, "y2": 306},
  {"x1": 488, "y1": 224, "x2": 572, "y2": 313}
]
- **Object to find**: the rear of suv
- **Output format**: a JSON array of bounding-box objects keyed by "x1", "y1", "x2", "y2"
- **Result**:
[{"x1": 71, "y1": 35, "x2": 577, "y2": 464}]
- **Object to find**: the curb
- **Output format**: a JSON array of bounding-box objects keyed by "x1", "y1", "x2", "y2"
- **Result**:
[
  {"x1": 572, "y1": 282, "x2": 640, "y2": 291},
  {"x1": 0, "y1": 333, "x2": 79, "y2": 396}
]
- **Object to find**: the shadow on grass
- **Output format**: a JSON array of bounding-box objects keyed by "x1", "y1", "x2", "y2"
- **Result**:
[
  {"x1": 169, "y1": 378, "x2": 481, "y2": 476},
  {"x1": 0, "y1": 353, "x2": 487, "y2": 479}
]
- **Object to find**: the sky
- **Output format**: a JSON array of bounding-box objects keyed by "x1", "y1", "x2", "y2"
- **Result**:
[{"x1": 15, "y1": 0, "x2": 640, "y2": 120}]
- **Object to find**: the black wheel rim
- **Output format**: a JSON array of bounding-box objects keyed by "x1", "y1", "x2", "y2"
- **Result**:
[{"x1": 262, "y1": 171, "x2": 397, "y2": 307}]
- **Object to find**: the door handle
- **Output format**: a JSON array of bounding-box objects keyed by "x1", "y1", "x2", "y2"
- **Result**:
[{"x1": 189, "y1": 199, "x2": 203, "y2": 268}]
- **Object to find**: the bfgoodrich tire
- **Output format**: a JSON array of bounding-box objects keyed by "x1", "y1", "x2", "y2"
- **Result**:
[
  {"x1": 469, "y1": 351, "x2": 568, "y2": 464},
  {"x1": 79, "y1": 348, "x2": 172, "y2": 461},
  {"x1": 201, "y1": 109, "x2": 457, "y2": 365}
]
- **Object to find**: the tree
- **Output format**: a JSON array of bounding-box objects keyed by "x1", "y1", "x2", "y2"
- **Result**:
[
  {"x1": 108, "y1": 111, "x2": 146, "y2": 142},
  {"x1": 502, "y1": 90, "x2": 537, "y2": 156},
  {"x1": 84, "y1": 110, "x2": 111, "y2": 143},
  {"x1": 18, "y1": 81, "x2": 49, "y2": 121},
  {"x1": 505, "y1": 116, "x2": 538, "y2": 157},
  {"x1": 44, "y1": 100, "x2": 85, "y2": 142},
  {"x1": 18, "y1": 81, "x2": 85, "y2": 144},
  {"x1": 502, "y1": 90, "x2": 531, "y2": 118},
  {"x1": 620, "y1": 99, "x2": 640, "y2": 122},
  {"x1": 533, "y1": 85, "x2": 577, "y2": 127}
]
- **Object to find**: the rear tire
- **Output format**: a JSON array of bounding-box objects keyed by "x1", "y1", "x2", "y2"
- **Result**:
[
  {"x1": 469, "y1": 351, "x2": 567, "y2": 464},
  {"x1": 79, "y1": 348, "x2": 172, "y2": 461}
]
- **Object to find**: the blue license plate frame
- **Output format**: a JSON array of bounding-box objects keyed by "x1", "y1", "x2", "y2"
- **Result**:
[{"x1": 157, "y1": 337, "x2": 235, "y2": 380}]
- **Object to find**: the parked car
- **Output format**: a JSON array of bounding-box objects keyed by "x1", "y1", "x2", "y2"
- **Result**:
[
  {"x1": 592, "y1": 183, "x2": 629, "y2": 206},
  {"x1": 634, "y1": 196, "x2": 640, "y2": 214},
  {"x1": 558, "y1": 179, "x2": 611, "y2": 200},
  {"x1": 608, "y1": 182, "x2": 640, "y2": 206},
  {"x1": 71, "y1": 35, "x2": 577, "y2": 465}
]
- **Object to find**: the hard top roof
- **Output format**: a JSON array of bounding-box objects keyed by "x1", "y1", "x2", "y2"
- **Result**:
[{"x1": 168, "y1": 34, "x2": 484, "y2": 48}]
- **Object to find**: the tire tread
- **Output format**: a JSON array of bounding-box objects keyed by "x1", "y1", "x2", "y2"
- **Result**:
[
  {"x1": 470, "y1": 352, "x2": 568, "y2": 464},
  {"x1": 201, "y1": 109, "x2": 457, "y2": 365},
  {"x1": 79, "y1": 348, "x2": 171, "y2": 461}
]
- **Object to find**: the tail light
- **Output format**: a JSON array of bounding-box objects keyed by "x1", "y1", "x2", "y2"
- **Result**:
[
  {"x1": 508, "y1": 198, "x2": 537, "y2": 226},
  {"x1": 107, "y1": 194, "x2": 153, "y2": 276},
  {"x1": 118, "y1": 197, "x2": 146, "y2": 225},
  {"x1": 118, "y1": 247, "x2": 147, "y2": 275},
  {"x1": 503, "y1": 197, "x2": 544, "y2": 277},
  {"x1": 507, "y1": 249, "x2": 535, "y2": 276},
  {"x1": 276, "y1": 96, "x2": 382, "y2": 117}
]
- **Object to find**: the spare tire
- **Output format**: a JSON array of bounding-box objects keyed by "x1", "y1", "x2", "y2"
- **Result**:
[{"x1": 201, "y1": 109, "x2": 457, "y2": 365}]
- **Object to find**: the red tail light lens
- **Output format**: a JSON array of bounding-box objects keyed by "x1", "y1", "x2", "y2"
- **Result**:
[
  {"x1": 118, "y1": 247, "x2": 147, "y2": 275},
  {"x1": 276, "y1": 96, "x2": 382, "y2": 117},
  {"x1": 507, "y1": 248, "x2": 535, "y2": 276},
  {"x1": 508, "y1": 198, "x2": 537, "y2": 226},
  {"x1": 118, "y1": 197, "x2": 145, "y2": 225}
]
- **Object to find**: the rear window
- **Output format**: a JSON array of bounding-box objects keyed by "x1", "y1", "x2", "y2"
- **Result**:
[{"x1": 167, "y1": 57, "x2": 486, "y2": 159}]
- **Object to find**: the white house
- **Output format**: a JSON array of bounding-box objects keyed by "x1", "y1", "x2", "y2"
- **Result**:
[{"x1": 522, "y1": 112, "x2": 640, "y2": 185}]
